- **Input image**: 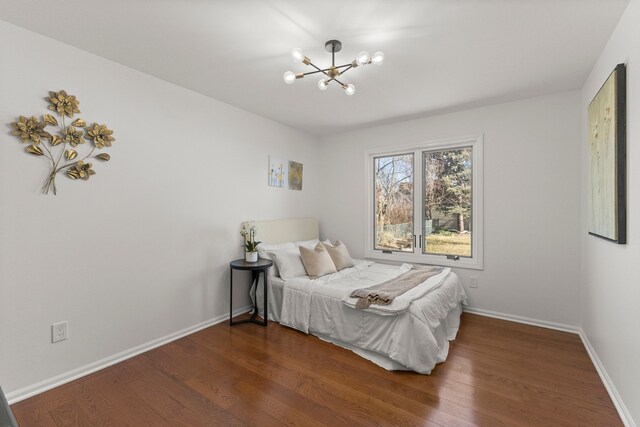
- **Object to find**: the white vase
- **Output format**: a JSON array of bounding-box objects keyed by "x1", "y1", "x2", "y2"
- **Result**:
[{"x1": 245, "y1": 251, "x2": 258, "y2": 263}]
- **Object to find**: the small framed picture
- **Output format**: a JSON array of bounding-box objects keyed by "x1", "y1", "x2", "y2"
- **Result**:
[
  {"x1": 268, "y1": 157, "x2": 287, "y2": 188},
  {"x1": 288, "y1": 161, "x2": 303, "y2": 191}
]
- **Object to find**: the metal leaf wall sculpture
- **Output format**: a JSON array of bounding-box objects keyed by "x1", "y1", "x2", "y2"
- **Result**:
[{"x1": 10, "y1": 90, "x2": 115, "y2": 195}]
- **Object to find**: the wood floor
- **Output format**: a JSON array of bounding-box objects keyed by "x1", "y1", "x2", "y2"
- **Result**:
[{"x1": 11, "y1": 313, "x2": 622, "y2": 426}]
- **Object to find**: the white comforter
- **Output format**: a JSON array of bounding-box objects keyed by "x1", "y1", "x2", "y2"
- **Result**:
[{"x1": 279, "y1": 260, "x2": 467, "y2": 374}]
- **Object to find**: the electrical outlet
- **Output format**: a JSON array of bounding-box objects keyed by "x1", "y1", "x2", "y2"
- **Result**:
[
  {"x1": 470, "y1": 276, "x2": 479, "y2": 288},
  {"x1": 52, "y1": 321, "x2": 68, "y2": 343}
]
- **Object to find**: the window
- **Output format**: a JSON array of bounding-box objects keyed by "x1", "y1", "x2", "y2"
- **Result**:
[
  {"x1": 366, "y1": 136, "x2": 483, "y2": 270},
  {"x1": 374, "y1": 153, "x2": 414, "y2": 253}
]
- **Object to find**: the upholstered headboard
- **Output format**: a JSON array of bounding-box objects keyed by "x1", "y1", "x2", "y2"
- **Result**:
[{"x1": 254, "y1": 218, "x2": 319, "y2": 244}]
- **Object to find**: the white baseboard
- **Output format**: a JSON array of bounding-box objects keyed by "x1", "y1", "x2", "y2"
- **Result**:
[
  {"x1": 463, "y1": 306, "x2": 635, "y2": 427},
  {"x1": 462, "y1": 306, "x2": 580, "y2": 334},
  {"x1": 578, "y1": 330, "x2": 636, "y2": 427},
  {"x1": 6, "y1": 305, "x2": 253, "y2": 405}
]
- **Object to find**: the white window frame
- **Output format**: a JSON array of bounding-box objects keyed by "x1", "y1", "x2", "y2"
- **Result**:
[{"x1": 365, "y1": 134, "x2": 484, "y2": 270}]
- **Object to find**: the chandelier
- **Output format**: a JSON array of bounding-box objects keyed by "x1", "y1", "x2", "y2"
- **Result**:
[{"x1": 283, "y1": 40, "x2": 384, "y2": 96}]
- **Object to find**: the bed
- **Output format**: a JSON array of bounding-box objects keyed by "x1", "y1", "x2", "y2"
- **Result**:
[{"x1": 252, "y1": 218, "x2": 467, "y2": 374}]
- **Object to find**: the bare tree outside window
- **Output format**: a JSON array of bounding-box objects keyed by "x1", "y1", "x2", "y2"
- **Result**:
[
  {"x1": 374, "y1": 154, "x2": 414, "y2": 252},
  {"x1": 423, "y1": 147, "x2": 472, "y2": 257}
]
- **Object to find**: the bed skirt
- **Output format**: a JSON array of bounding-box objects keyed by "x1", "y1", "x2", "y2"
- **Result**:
[{"x1": 254, "y1": 273, "x2": 464, "y2": 374}]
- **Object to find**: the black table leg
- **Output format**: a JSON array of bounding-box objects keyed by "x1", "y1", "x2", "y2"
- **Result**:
[
  {"x1": 252, "y1": 270, "x2": 259, "y2": 315},
  {"x1": 230, "y1": 268, "x2": 268, "y2": 327},
  {"x1": 262, "y1": 268, "x2": 268, "y2": 326},
  {"x1": 229, "y1": 267, "x2": 233, "y2": 325}
]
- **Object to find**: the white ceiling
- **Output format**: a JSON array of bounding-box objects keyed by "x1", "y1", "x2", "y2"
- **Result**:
[{"x1": 0, "y1": 0, "x2": 629, "y2": 135}]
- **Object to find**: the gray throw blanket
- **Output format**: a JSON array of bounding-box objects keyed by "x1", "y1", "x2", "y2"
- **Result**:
[{"x1": 350, "y1": 266, "x2": 444, "y2": 309}]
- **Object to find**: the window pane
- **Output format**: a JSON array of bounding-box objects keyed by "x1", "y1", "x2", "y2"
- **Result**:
[
  {"x1": 423, "y1": 147, "x2": 472, "y2": 257},
  {"x1": 374, "y1": 154, "x2": 414, "y2": 252}
]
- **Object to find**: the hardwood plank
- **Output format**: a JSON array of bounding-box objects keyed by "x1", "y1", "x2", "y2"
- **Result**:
[
  {"x1": 213, "y1": 327, "x2": 479, "y2": 426},
  {"x1": 177, "y1": 335, "x2": 368, "y2": 426},
  {"x1": 11, "y1": 313, "x2": 623, "y2": 426},
  {"x1": 226, "y1": 399, "x2": 287, "y2": 427},
  {"x1": 194, "y1": 330, "x2": 437, "y2": 426},
  {"x1": 88, "y1": 368, "x2": 172, "y2": 426},
  {"x1": 231, "y1": 380, "x2": 329, "y2": 427},
  {"x1": 10, "y1": 398, "x2": 58, "y2": 427},
  {"x1": 48, "y1": 399, "x2": 98, "y2": 427},
  {"x1": 128, "y1": 357, "x2": 247, "y2": 426}
]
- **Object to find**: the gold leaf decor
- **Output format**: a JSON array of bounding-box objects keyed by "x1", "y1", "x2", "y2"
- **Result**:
[
  {"x1": 65, "y1": 149, "x2": 78, "y2": 160},
  {"x1": 10, "y1": 90, "x2": 116, "y2": 195},
  {"x1": 27, "y1": 144, "x2": 44, "y2": 156},
  {"x1": 50, "y1": 135, "x2": 62, "y2": 146},
  {"x1": 43, "y1": 114, "x2": 58, "y2": 127}
]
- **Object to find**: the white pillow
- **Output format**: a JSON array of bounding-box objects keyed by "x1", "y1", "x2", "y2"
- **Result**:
[
  {"x1": 257, "y1": 242, "x2": 295, "y2": 277},
  {"x1": 294, "y1": 239, "x2": 320, "y2": 248},
  {"x1": 258, "y1": 242, "x2": 296, "y2": 252},
  {"x1": 269, "y1": 248, "x2": 308, "y2": 279}
]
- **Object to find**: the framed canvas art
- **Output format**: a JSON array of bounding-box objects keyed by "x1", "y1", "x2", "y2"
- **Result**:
[
  {"x1": 269, "y1": 157, "x2": 287, "y2": 188},
  {"x1": 288, "y1": 161, "x2": 303, "y2": 191},
  {"x1": 588, "y1": 63, "x2": 626, "y2": 244}
]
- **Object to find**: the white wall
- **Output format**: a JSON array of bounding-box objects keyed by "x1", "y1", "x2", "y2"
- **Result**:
[
  {"x1": 3, "y1": 6, "x2": 636, "y2": 421},
  {"x1": 0, "y1": 20, "x2": 321, "y2": 397},
  {"x1": 318, "y1": 91, "x2": 582, "y2": 327},
  {"x1": 581, "y1": 0, "x2": 640, "y2": 424}
]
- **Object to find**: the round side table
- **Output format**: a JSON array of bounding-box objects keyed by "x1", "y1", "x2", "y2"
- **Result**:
[{"x1": 229, "y1": 258, "x2": 273, "y2": 327}]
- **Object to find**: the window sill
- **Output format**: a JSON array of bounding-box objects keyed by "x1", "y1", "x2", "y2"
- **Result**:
[{"x1": 365, "y1": 250, "x2": 484, "y2": 271}]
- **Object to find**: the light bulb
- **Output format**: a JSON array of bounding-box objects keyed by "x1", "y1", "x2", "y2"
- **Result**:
[
  {"x1": 344, "y1": 84, "x2": 355, "y2": 96},
  {"x1": 283, "y1": 71, "x2": 296, "y2": 84},
  {"x1": 355, "y1": 51, "x2": 371, "y2": 66},
  {"x1": 291, "y1": 48, "x2": 305, "y2": 63},
  {"x1": 318, "y1": 79, "x2": 329, "y2": 91},
  {"x1": 371, "y1": 51, "x2": 385, "y2": 65}
]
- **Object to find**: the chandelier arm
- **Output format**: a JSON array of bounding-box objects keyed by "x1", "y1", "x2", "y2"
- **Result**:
[
  {"x1": 306, "y1": 62, "x2": 336, "y2": 81},
  {"x1": 307, "y1": 62, "x2": 326, "y2": 73},
  {"x1": 298, "y1": 64, "x2": 354, "y2": 78},
  {"x1": 339, "y1": 65, "x2": 354, "y2": 75},
  {"x1": 327, "y1": 77, "x2": 346, "y2": 86},
  {"x1": 316, "y1": 64, "x2": 352, "y2": 72},
  {"x1": 301, "y1": 69, "x2": 329, "y2": 77}
]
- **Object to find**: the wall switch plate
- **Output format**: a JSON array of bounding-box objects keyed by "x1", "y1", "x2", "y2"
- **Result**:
[
  {"x1": 52, "y1": 321, "x2": 68, "y2": 343},
  {"x1": 470, "y1": 276, "x2": 479, "y2": 288}
]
